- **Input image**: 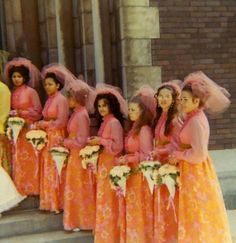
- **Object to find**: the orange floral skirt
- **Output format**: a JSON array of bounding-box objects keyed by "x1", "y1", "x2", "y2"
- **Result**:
[
  {"x1": 94, "y1": 151, "x2": 119, "y2": 243},
  {"x1": 178, "y1": 157, "x2": 232, "y2": 243},
  {"x1": 39, "y1": 129, "x2": 66, "y2": 212},
  {"x1": 12, "y1": 127, "x2": 40, "y2": 195},
  {"x1": 63, "y1": 148, "x2": 96, "y2": 230}
]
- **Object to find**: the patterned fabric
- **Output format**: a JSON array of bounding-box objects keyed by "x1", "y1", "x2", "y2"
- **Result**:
[
  {"x1": 173, "y1": 109, "x2": 232, "y2": 243},
  {"x1": 154, "y1": 112, "x2": 179, "y2": 243},
  {"x1": 63, "y1": 107, "x2": 96, "y2": 230},
  {"x1": 124, "y1": 125, "x2": 154, "y2": 243},
  {"x1": 95, "y1": 114, "x2": 123, "y2": 243},
  {"x1": 0, "y1": 134, "x2": 12, "y2": 175},
  {"x1": 11, "y1": 84, "x2": 42, "y2": 195},
  {"x1": 39, "y1": 129, "x2": 66, "y2": 212},
  {"x1": 39, "y1": 92, "x2": 69, "y2": 212}
]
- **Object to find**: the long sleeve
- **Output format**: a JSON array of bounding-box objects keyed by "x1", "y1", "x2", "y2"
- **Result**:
[
  {"x1": 64, "y1": 112, "x2": 90, "y2": 149},
  {"x1": 173, "y1": 117, "x2": 209, "y2": 164},
  {"x1": 49, "y1": 97, "x2": 69, "y2": 129},
  {"x1": 99, "y1": 119, "x2": 123, "y2": 156},
  {"x1": 0, "y1": 83, "x2": 10, "y2": 134},
  {"x1": 126, "y1": 126, "x2": 153, "y2": 164},
  {"x1": 18, "y1": 89, "x2": 42, "y2": 121}
]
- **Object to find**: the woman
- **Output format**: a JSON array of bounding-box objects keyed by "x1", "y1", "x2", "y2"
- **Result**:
[
  {"x1": 119, "y1": 86, "x2": 156, "y2": 243},
  {"x1": 63, "y1": 77, "x2": 96, "y2": 231},
  {"x1": 4, "y1": 58, "x2": 42, "y2": 195},
  {"x1": 37, "y1": 64, "x2": 69, "y2": 213},
  {"x1": 152, "y1": 81, "x2": 181, "y2": 242},
  {"x1": 0, "y1": 81, "x2": 11, "y2": 175},
  {"x1": 169, "y1": 71, "x2": 232, "y2": 243},
  {"x1": 88, "y1": 84, "x2": 127, "y2": 243},
  {"x1": 0, "y1": 80, "x2": 25, "y2": 217}
]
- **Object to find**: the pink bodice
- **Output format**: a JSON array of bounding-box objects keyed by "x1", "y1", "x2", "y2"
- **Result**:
[{"x1": 11, "y1": 85, "x2": 42, "y2": 121}]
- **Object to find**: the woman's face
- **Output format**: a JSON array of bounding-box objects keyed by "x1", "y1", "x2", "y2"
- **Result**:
[
  {"x1": 12, "y1": 72, "x2": 24, "y2": 87},
  {"x1": 156, "y1": 88, "x2": 173, "y2": 111},
  {"x1": 43, "y1": 77, "x2": 60, "y2": 96},
  {"x1": 98, "y1": 98, "x2": 110, "y2": 117},
  {"x1": 128, "y1": 102, "x2": 142, "y2": 122},
  {"x1": 67, "y1": 95, "x2": 77, "y2": 109},
  {"x1": 180, "y1": 90, "x2": 200, "y2": 114}
]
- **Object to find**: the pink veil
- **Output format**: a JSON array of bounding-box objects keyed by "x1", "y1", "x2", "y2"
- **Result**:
[
  {"x1": 42, "y1": 63, "x2": 96, "y2": 113},
  {"x1": 132, "y1": 85, "x2": 156, "y2": 117},
  {"x1": 4, "y1": 57, "x2": 41, "y2": 88},
  {"x1": 184, "y1": 71, "x2": 230, "y2": 114},
  {"x1": 96, "y1": 83, "x2": 128, "y2": 117}
]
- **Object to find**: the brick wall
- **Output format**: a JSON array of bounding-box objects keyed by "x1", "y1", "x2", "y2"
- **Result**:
[{"x1": 150, "y1": 0, "x2": 236, "y2": 149}]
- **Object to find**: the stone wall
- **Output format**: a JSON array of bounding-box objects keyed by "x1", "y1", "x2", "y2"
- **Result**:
[{"x1": 150, "y1": 0, "x2": 236, "y2": 149}]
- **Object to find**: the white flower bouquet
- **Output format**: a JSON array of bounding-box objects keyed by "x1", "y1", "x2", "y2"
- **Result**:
[
  {"x1": 50, "y1": 146, "x2": 69, "y2": 178},
  {"x1": 109, "y1": 165, "x2": 131, "y2": 196},
  {"x1": 153, "y1": 164, "x2": 179, "y2": 222},
  {"x1": 26, "y1": 130, "x2": 47, "y2": 151},
  {"x1": 153, "y1": 164, "x2": 180, "y2": 199},
  {"x1": 79, "y1": 145, "x2": 101, "y2": 173},
  {"x1": 6, "y1": 117, "x2": 25, "y2": 143},
  {"x1": 139, "y1": 160, "x2": 161, "y2": 194}
]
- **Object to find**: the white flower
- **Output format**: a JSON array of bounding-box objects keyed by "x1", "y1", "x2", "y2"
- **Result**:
[
  {"x1": 7, "y1": 117, "x2": 25, "y2": 143},
  {"x1": 50, "y1": 146, "x2": 69, "y2": 177},
  {"x1": 109, "y1": 165, "x2": 131, "y2": 196},
  {"x1": 26, "y1": 130, "x2": 47, "y2": 151},
  {"x1": 158, "y1": 164, "x2": 179, "y2": 176},
  {"x1": 79, "y1": 145, "x2": 100, "y2": 157}
]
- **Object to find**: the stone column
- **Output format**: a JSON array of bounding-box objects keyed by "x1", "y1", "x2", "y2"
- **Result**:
[
  {"x1": 78, "y1": 0, "x2": 95, "y2": 85},
  {"x1": 91, "y1": 0, "x2": 105, "y2": 84},
  {"x1": 117, "y1": 0, "x2": 161, "y2": 98},
  {"x1": 21, "y1": 0, "x2": 42, "y2": 67}
]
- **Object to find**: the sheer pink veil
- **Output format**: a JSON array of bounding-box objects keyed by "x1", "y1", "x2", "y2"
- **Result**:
[
  {"x1": 96, "y1": 83, "x2": 128, "y2": 117},
  {"x1": 184, "y1": 71, "x2": 230, "y2": 114},
  {"x1": 41, "y1": 63, "x2": 75, "y2": 86},
  {"x1": 65, "y1": 78, "x2": 96, "y2": 114},
  {"x1": 158, "y1": 80, "x2": 182, "y2": 97},
  {"x1": 4, "y1": 57, "x2": 41, "y2": 88},
  {"x1": 132, "y1": 85, "x2": 156, "y2": 117},
  {"x1": 42, "y1": 63, "x2": 96, "y2": 113}
]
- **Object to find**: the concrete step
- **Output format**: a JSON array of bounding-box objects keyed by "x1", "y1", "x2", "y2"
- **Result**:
[
  {"x1": 0, "y1": 230, "x2": 93, "y2": 243},
  {"x1": 9, "y1": 196, "x2": 39, "y2": 212},
  {"x1": 211, "y1": 149, "x2": 236, "y2": 209},
  {"x1": 217, "y1": 170, "x2": 236, "y2": 210},
  {"x1": 0, "y1": 210, "x2": 63, "y2": 238},
  {"x1": 227, "y1": 210, "x2": 236, "y2": 243}
]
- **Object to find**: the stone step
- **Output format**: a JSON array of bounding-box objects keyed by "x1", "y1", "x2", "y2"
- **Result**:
[
  {"x1": 0, "y1": 210, "x2": 63, "y2": 238},
  {"x1": 227, "y1": 210, "x2": 236, "y2": 243},
  {"x1": 0, "y1": 230, "x2": 93, "y2": 243},
  {"x1": 9, "y1": 196, "x2": 39, "y2": 212}
]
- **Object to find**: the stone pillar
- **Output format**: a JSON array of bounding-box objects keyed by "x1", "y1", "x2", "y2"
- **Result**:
[
  {"x1": 3, "y1": 0, "x2": 24, "y2": 56},
  {"x1": 117, "y1": 0, "x2": 161, "y2": 98},
  {"x1": 78, "y1": 0, "x2": 95, "y2": 85},
  {"x1": 21, "y1": 0, "x2": 42, "y2": 67}
]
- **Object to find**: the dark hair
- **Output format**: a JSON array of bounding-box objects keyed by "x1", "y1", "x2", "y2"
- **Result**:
[
  {"x1": 94, "y1": 93, "x2": 124, "y2": 128},
  {"x1": 154, "y1": 85, "x2": 178, "y2": 136},
  {"x1": 9, "y1": 65, "x2": 30, "y2": 88},
  {"x1": 129, "y1": 96, "x2": 153, "y2": 136},
  {"x1": 44, "y1": 72, "x2": 64, "y2": 90},
  {"x1": 182, "y1": 84, "x2": 204, "y2": 107}
]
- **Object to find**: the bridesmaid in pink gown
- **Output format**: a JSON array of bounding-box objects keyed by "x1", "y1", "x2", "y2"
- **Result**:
[
  {"x1": 88, "y1": 84, "x2": 127, "y2": 243},
  {"x1": 169, "y1": 71, "x2": 232, "y2": 243},
  {"x1": 63, "y1": 77, "x2": 96, "y2": 231},
  {"x1": 37, "y1": 64, "x2": 69, "y2": 213},
  {"x1": 152, "y1": 81, "x2": 181, "y2": 242},
  {"x1": 118, "y1": 86, "x2": 156, "y2": 243},
  {"x1": 4, "y1": 58, "x2": 42, "y2": 195}
]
